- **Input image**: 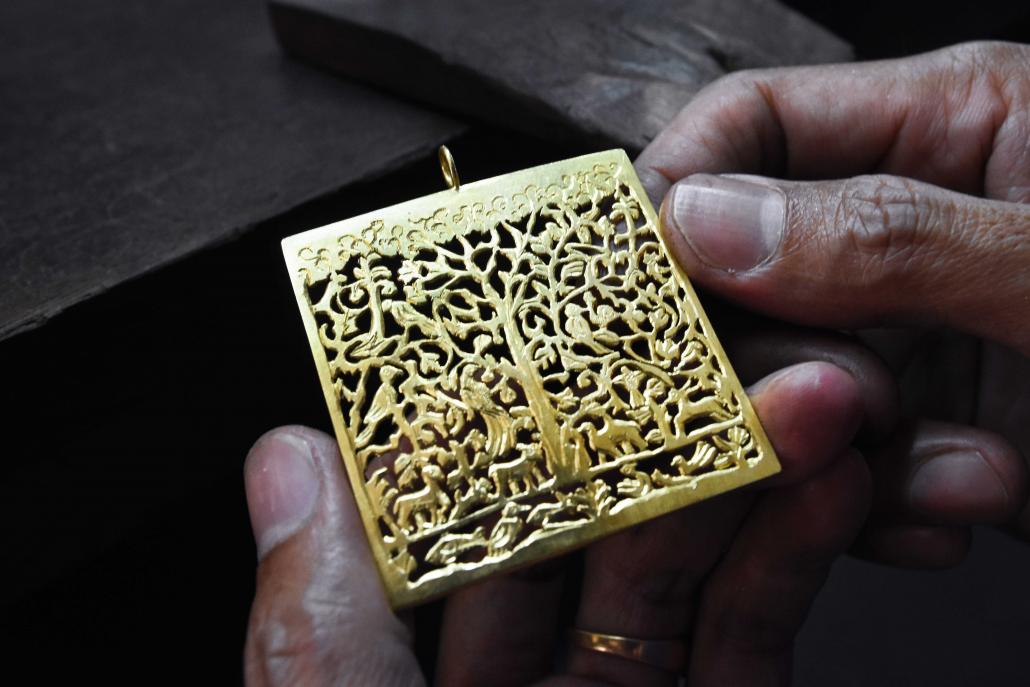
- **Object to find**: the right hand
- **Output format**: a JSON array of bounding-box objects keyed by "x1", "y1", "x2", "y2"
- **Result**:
[{"x1": 637, "y1": 41, "x2": 1030, "y2": 566}]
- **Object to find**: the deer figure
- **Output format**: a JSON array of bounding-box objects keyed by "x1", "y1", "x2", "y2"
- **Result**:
[
  {"x1": 488, "y1": 446, "x2": 545, "y2": 496},
  {"x1": 667, "y1": 381, "x2": 736, "y2": 430},
  {"x1": 392, "y1": 464, "x2": 450, "y2": 530}
]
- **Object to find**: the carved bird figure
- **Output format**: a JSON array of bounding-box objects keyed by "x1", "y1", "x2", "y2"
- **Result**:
[
  {"x1": 487, "y1": 502, "x2": 531, "y2": 557},
  {"x1": 458, "y1": 366, "x2": 515, "y2": 457},
  {"x1": 563, "y1": 303, "x2": 598, "y2": 349},
  {"x1": 356, "y1": 366, "x2": 411, "y2": 449}
]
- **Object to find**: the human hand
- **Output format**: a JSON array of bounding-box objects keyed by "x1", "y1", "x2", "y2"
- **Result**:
[
  {"x1": 244, "y1": 358, "x2": 886, "y2": 686},
  {"x1": 637, "y1": 41, "x2": 1030, "y2": 565}
]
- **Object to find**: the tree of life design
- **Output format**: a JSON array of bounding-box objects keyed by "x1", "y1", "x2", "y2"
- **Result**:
[{"x1": 285, "y1": 152, "x2": 778, "y2": 606}]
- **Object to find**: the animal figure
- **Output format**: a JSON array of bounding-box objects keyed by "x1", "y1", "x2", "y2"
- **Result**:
[
  {"x1": 664, "y1": 352, "x2": 737, "y2": 428},
  {"x1": 584, "y1": 418, "x2": 648, "y2": 459},
  {"x1": 355, "y1": 366, "x2": 414, "y2": 449},
  {"x1": 668, "y1": 385, "x2": 735, "y2": 429},
  {"x1": 527, "y1": 496, "x2": 590, "y2": 529},
  {"x1": 366, "y1": 467, "x2": 402, "y2": 534},
  {"x1": 425, "y1": 527, "x2": 488, "y2": 566},
  {"x1": 392, "y1": 464, "x2": 450, "y2": 530},
  {"x1": 487, "y1": 502, "x2": 531, "y2": 557},
  {"x1": 451, "y1": 477, "x2": 493, "y2": 519},
  {"x1": 446, "y1": 444, "x2": 475, "y2": 490},
  {"x1": 527, "y1": 501, "x2": 566, "y2": 528},
  {"x1": 653, "y1": 442, "x2": 719, "y2": 488},
  {"x1": 671, "y1": 441, "x2": 717, "y2": 476},
  {"x1": 458, "y1": 366, "x2": 516, "y2": 456},
  {"x1": 488, "y1": 446, "x2": 546, "y2": 496},
  {"x1": 615, "y1": 461, "x2": 654, "y2": 498},
  {"x1": 563, "y1": 303, "x2": 603, "y2": 351}
]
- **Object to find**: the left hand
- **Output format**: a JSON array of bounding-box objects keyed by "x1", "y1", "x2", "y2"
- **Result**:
[{"x1": 244, "y1": 359, "x2": 887, "y2": 686}]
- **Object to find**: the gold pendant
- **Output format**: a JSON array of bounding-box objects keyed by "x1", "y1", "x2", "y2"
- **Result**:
[{"x1": 282, "y1": 147, "x2": 780, "y2": 608}]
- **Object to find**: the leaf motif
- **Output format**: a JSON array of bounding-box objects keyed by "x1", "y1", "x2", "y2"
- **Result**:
[
  {"x1": 568, "y1": 315, "x2": 590, "y2": 341},
  {"x1": 398, "y1": 260, "x2": 421, "y2": 284},
  {"x1": 595, "y1": 217, "x2": 614, "y2": 240},
  {"x1": 419, "y1": 351, "x2": 443, "y2": 376},
  {"x1": 473, "y1": 334, "x2": 492, "y2": 356},
  {"x1": 499, "y1": 384, "x2": 517, "y2": 404},
  {"x1": 533, "y1": 342, "x2": 557, "y2": 367},
  {"x1": 655, "y1": 338, "x2": 679, "y2": 360},
  {"x1": 649, "y1": 310, "x2": 670, "y2": 330},
  {"x1": 593, "y1": 304, "x2": 616, "y2": 327},
  {"x1": 563, "y1": 261, "x2": 586, "y2": 279}
]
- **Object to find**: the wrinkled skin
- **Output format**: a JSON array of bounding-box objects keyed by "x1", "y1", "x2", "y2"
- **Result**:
[
  {"x1": 244, "y1": 42, "x2": 1030, "y2": 685},
  {"x1": 639, "y1": 40, "x2": 1030, "y2": 562}
]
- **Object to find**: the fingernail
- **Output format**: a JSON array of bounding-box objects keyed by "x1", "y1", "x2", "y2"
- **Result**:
[
  {"x1": 908, "y1": 450, "x2": 1009, "y2": 518},
  {"x1": 245, "y1": 431, "x2": 321, "y2": 559},
  {"x1": 669, "y1": 174, "x2": 785, "y2": 272}
]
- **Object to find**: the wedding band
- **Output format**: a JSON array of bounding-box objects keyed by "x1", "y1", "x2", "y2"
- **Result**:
[{"x1": 569, "y1": 628, "x2": 688, "y2": 673}]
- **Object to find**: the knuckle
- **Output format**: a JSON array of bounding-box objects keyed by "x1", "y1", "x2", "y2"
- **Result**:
[
  {"x1": 709, "y1": 68, "x2": 763, "y2": 94},
  {"x1": 948, "y1": 40, "x2": 1030, "y2": 70},
  {"x1": 945, "y1": 42, "x2": 1030, "y2": 100},
  {"x1": 247, "y1": 598, "x2": 421, "y2": 687},
  {"x1": 831, "y1": 175, "x2": 949, "y2": 282},
  {"x1": 696, "y1": 68, "x2": 775, "y2": 114}
]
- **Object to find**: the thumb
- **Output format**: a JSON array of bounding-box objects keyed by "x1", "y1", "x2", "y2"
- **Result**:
[
  {"x1": 243, "y1": 426, "x2": 423, "y2": 687},
  {"x1": 661, "y1": 173, "x2": 1030, "y2": 354}
]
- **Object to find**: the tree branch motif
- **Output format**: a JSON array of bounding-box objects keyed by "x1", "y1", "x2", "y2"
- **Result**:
[{"x1": 293, "y1": 161, "x2": 766, "y2": 594}]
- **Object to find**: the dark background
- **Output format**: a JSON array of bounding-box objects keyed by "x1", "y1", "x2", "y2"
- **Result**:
[{"x1": 2, "y1": 1, "x2": 1030, "y2": 684}]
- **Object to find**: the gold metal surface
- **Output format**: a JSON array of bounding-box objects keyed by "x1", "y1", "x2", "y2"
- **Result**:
[
  {"x1": 438, "y1": 144, "x2": 460, "y2": 191},
  {"x1": 568, "y1": 629, "x2": 688, "y2": 673},
  {"x1": 282, "y1": 148, "x2": 780, "y2": 608}
]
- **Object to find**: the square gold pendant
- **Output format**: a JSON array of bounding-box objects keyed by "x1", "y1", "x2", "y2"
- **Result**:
[{"x1": 282, "y1": 148, "x2": 779, "y2": 608}]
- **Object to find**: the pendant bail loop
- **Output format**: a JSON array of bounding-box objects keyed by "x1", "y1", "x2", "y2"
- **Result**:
[{"x1": 438, "y1": 145, "x2": 460, "y2": 191}]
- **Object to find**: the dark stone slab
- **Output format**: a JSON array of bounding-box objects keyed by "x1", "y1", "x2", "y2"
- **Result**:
[
  {"x1": 0, "y1": 0, "x2": 464, "y2": 342},
  {"x1": 270, "y1": 0, "x2": 851, "y2": 152}
]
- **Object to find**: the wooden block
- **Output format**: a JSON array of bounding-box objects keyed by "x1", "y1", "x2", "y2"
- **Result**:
[
  {"x1": 0, "y1": 0, "x2": 465, "y2": 342},
  {"x1": 270, "y1": 0, "x2": 851, "y2": 151}
]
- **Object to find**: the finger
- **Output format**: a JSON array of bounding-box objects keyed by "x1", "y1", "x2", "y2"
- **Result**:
[
  {"x1": 722, "y1": 325, "x2": 899, "y2": 442},
  {"x1": 566, "y1": 497, "x2": 750, "y2": 686},
  {"x1": 852, "y1": 524, "x2": 971, "y2": 569},
  {"x1": 244, "y1": 426, "x2": 423, "y2": 687},
  {"x1": 688, "y1": 450, "x2": 871, "y2": 687},
  {"x1": 866, "y1": 420, "x2": 1028, "y2": 525},
  {"x1": 977, "y1": 341, "x2": 1030, "y2": 540},
  {"x1": 565, "y1": 361, "x2": 864, "y2": 686},
  {"x1": 435, "y1": 562, "x2": 568, "y2": 686},
  {"x1": 635, "y1": 42, "x2": 1030, "y2": 204},
  {"x1": 661, "y1": 172, "x2": 1030, "y2": 355}
]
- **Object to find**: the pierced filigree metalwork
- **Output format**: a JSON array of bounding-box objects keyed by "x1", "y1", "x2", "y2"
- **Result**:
[{"x1": 282, "y1": 149, "x2": 779, "y2": 607}]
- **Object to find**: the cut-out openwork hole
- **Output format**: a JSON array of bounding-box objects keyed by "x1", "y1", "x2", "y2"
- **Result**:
[{"x1": 283, "y1": 151, "x2": 779, "y2": 607}]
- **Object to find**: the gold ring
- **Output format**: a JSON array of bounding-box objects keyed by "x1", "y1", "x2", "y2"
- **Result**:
[{"x1": 569, "y1": 628, "x2": 688, "y2": 673}]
